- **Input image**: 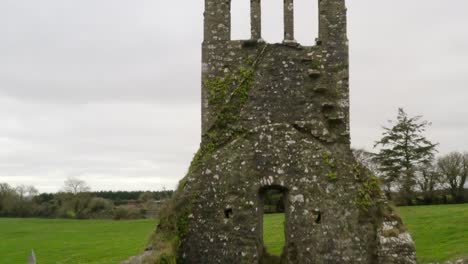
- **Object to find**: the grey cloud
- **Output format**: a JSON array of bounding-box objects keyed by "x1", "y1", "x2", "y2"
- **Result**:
[
  {"x1": 0, "y1": 96, "x2": 200, "y2": 192},
  {"x1": 0, "y1": 0, "x2": 203, "y2": 103}
]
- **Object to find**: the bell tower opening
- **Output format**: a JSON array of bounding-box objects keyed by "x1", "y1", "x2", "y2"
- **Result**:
[
  {"x1": 260, "y1": 185, "x2": 288, "y2": 260},
  {"x1": 231, "y1": 0, "x2": 251, "y2": 40},
  {"x1": 261, "y1": 0, "x2": 284, "y2": 43},
  {"x1": 294, "y1": 0, "x2": 319, "y2": 45}
]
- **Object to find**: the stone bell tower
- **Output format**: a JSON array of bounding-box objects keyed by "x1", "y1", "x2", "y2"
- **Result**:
[{"x1": 148, "y1": 0, "x2": 418, "y2": 263}]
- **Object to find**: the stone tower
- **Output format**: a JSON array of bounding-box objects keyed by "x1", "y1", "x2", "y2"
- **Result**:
[{"x1": 148, "y1": 0, "x2": 418, "y2": 263}]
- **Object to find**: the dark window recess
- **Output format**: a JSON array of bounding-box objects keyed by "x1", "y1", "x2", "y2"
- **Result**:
[
  {"x1": 314, "y1": 210, "x2": 322, "y2": 224},
  {"x1": 224, "y1": 208, "x2": 233, "y2": 219}
]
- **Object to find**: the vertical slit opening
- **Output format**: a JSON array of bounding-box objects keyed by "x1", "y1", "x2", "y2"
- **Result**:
[
  {"x1": 224, "y1": 208, "x2": 233, "y2": 219},
  {"x1": 295, "y1": 0, "x2": 319, "y2": 45},
  {"x1": 261, "y1": 0, "x2": 283, "y2": 43},
  {"x1": 231, "y1": 0, "x2": 251, "y2": 40},
  {"x1": 314, "y1": 209, "x2": 322, "y2": 224},
  {"x1": 260, "y1": 185, "x2": 287, "y2": 261}
]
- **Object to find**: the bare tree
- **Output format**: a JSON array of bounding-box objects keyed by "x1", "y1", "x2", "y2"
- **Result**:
[
  {"x1": 15, "y1": 185, "x2": 39, "y2": 200},
  {"x1": 437, "y1": 152, "x2": 468, "y2": 202},
  {"x1": 415, "y1": 163, "x2": 441, "y2": 204},
  {"x1": 352, "y1": 148, "x2": 380, "y2": 175},
  {"x1": 63, "y1": 177, "x2": 91, "y2": 195}
]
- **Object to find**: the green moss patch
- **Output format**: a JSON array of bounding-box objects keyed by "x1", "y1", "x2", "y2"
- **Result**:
[
  {"x1": 189, "y1": 45, "x2": 268, "y2": 174},
  {"x1": 323, "y1": 152, "x2": 338, "y2": 182}
]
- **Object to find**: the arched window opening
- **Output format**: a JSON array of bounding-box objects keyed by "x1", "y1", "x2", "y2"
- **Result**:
[
  {"x1": 261, "y1": 0, "x2": 283, "y2": 43},
  {"x1": 295, "y1": 0, "x2": 319, "y2": 45},
  {"x1": 231, "y1": 0, "x2": 251, "y2": 40},
  {"x1": 260, "y1": 186, "x2": 287, "y2": 260}
]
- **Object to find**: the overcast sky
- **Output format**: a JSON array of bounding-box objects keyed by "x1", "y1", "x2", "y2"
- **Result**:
[{"x1": 1, "y1": 0, "x2": 467, "y2": 193}]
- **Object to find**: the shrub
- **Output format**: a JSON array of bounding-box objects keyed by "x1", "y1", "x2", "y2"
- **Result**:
[{"x1": 113, "y1": 205, "x2": 144, "y2": 220}]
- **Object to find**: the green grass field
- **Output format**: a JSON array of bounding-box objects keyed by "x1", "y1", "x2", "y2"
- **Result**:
[
  {"x1": 1, "y1": 204, "x2": 467, "y2": 263},
  {"x1": 398, "y1": 204, "x2": 468, "y2": 263},
  {"x1": 0, "y1": 218, "x2": 156, "y2": 264},
  {"x1": 263, "y1": 213, "x2": 286, "y2": 255}
]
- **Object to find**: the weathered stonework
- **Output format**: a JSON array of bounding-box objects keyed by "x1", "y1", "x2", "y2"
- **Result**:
[{"x1": 144, "y1": 0, "x2": 417, "y2": 263}]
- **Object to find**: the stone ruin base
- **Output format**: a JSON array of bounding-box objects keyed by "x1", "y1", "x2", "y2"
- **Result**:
[{"x1": 122, "y1": 134, "x2": 417, "y2": 264}]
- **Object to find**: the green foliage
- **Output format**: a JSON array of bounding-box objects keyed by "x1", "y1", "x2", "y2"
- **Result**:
[
  {"x1": 327, "y1": 172, "x2": 338, "y2": 181},
  {"x1": 148, "y1": 193, "x2": 194, "y2": 263},
  {"x1": 0, "y1": 184, "x2": 169, "y2": 219},
  {"x1": 205, "y1": 76, "x2": 233, "y2": 113},
  {"x1": 352, "y1": 163, "x2": 385, "y2": 212},
  {"x1": 0, "y1": 183, "x2": 20, "y2": 216},
  {"x1": 374, "y1": 108, "x2": 438, "y2": 204},
  {"x1": 0, "y1": 183, "x2": 41, "y2": 217},
  {"x1": 147, "y1": 222, "x2": 178, "y2": 264},
  {"x1": 113, "y1": 205, "x2": 145, "y2": 220},
  {"x1": 0, "y1": 218, "x2": 156, "y2": 264},
  {"x1": 323, "y1": 152, "x2": 338, "y2": 181},
  {"x1": 355, "y1": 175, "x2": 383, "y2": 209},
  {"x1": 177, "y1": 211, "x2": 190, "y2": 239},
  {"x1": 95, "y1": 190, "x2": 173, "y2": 205}
]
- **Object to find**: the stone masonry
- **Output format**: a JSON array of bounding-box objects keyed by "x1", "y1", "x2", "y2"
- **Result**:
[{"x1": 143, "y1": 0, "x2": 418, "y2": 263}]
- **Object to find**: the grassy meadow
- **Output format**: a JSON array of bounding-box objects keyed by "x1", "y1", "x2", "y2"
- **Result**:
[
  {"x1": 0, "y1": 204, "x2": 467, "y2": 263},
  {"x1": 263, "y1": 213, "x2": 286, "y2": 255},
  {"x1": 0, "y1": 218, "x2": 156, "y2": 264},
  {"x1": 397, "y1": 204, "x2": 468, "y2": 263}
]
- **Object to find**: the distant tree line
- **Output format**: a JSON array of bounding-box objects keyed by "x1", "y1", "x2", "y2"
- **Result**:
[
  {"x1": 0, "y1": 178, "x2": 173, "y2": 219},
  {"x1": 94, "y1": 190, "x2": 172, "y2": 205}
]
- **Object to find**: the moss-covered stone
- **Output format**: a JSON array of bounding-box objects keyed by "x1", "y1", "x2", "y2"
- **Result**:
[{"x1": 356, "y1": 174, "x2": 383, "y2": 209}]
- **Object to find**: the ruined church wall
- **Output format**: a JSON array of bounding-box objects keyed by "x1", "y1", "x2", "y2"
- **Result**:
[{"x1": 136, "y1": 0, "x2": 418, "y2": 263}]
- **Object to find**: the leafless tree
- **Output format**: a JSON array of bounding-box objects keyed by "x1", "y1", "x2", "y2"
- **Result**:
[
  {"x1": 63, "y1": 177, "x2": 91, "y2": 195},
  {"x1": 415, "y1": 163, "x2": 441, "y2": 203},
  {"x1": 437, "y1": 152, "x2": 468, "y2": 202},
  {"x1": 15, "y1": 185, "x2": 39, "y2": 200},
  {"x1": 352, "y1": 148, "x2": 380, "y2": 175}
]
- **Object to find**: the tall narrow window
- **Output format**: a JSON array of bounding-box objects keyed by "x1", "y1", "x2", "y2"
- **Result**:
[
  {"x1": 231, "y1": 0, "x2": 251, "y2": 40},
  {"x1": 295, "y1": 0, "x2": 319, "y2": 45},
  {"x1": 260, "y1": 186, "x2": 287, "y2": 259},
  {"x1": 261, "y1": 0, "x2": 283, "y2": 43}
]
